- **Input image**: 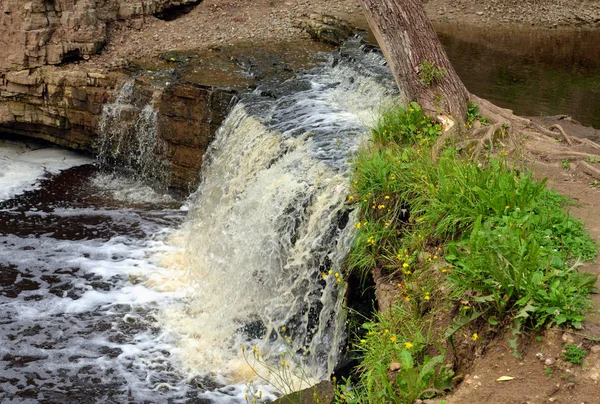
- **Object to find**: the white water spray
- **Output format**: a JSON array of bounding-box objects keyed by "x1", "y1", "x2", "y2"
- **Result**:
[
  {"x1": 159, "y1": 40, "x2": 398, "y2": 396},
  {"x1": 97, "y1": 81, "x2": 170, "y2": 184}
]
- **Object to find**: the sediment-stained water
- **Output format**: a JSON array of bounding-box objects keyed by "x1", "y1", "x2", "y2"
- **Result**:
[{"x1": 0, "y1": 39, "x2": 397, "y2": 402}]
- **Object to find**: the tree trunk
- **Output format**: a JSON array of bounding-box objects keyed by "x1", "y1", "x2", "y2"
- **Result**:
[{"x1": 360, "y1": 0, "x2": 470, "y2": 123}]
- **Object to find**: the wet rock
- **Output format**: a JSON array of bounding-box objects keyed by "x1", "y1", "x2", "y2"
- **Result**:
[
  {"x1": 273, "y1": 380, "x2": 334, "y2": 404},
  {"x1": 299, "y1": 14, "x2": 358, "y2": 46}
]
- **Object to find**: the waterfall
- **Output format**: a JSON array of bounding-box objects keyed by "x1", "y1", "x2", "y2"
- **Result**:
[
  {"x1": 97, "y1": 81, "x2": 170, "y2": 185},
  {"x1": 159, "y1": 39, "x2": 398, "y2": 397}
]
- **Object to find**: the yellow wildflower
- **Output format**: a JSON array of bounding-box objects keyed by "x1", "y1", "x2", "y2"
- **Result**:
[
  {"x1": 384, "y1": 195, "x2": 390, "y2": 199},
  {"x1": 405, "y1": 342, "x2": 413, "y2": 349},
  {"x1": 281, "y1": 326, "x2": 286, "y2": 332},
  {"x1": 384, "y1": 329, "x2": 389, "y2": 334},
  {"x1": 424, "y1": 293, "x2": 430, "y2": 301},
  {"x1": 390, "y1": 335, "x2": 397, "y2": 343},
  {"x1": 348, "y1": 195, "x2": 354, "y2": 201},
  {"x1": 402, "y1": 263, "x2": 409, "y2": 268},
  {"x1": 378, "y1": 204, "x2": 385, "y2": 209},
  {"x1": 472, "y1": 333, "x2": 479, "y2": 341},
  {"x1": 404, "y1": 296, "x2": 410, "y2": 302},
  {"x1": 322, "y1": 273, "x2": 327, "y2": 279}
]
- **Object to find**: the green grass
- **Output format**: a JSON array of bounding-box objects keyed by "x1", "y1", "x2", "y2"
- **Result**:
[
  {"x1": 340, "y1": 103, "x2": 598, "y2": 403},
  {"x1": 335, "y1": 302, "x2": 453, "y2": 404},
  {"x1": 561, "y1": 343, "x2": 587, "y2": 364}
]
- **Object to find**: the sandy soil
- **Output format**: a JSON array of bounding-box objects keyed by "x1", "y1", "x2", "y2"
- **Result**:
[
  {"x1": 86, "y1": 0, "x2": 600, "y2": 69},
  {"x1": 424, "y1": 0, "x2": 600, "y2": 28}
]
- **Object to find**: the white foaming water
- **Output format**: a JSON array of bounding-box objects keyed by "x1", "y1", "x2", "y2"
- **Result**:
[
  {"x1": 90, "y1": 172, "x2": 175, "y2": 205},
  {"x1": 0, "y1": 39, "x2": 396, "y2": 403},
  {"x1": 97, "y1": 81, "x2": 170, "y2": 185},
  {"x1": 0, "y1": 165, "x2": 191, "y2": 402},
  {"x1": 159, "y1": 40, "x2": 398, "y2": 400},
  {"x1": 0, "y1": 138, "x2": 92, "y2": 202}
]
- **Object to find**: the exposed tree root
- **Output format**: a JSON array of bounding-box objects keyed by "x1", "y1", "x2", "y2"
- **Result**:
[
  {"x1": 547, "y1": 152, "x2": 600, "y2": 161},
  {"x1": 438, "y1": 93, "x2": 600, "y2": 180},
  {"x1": 577, "y1": 161, "x2": 600, "y2": 181}
]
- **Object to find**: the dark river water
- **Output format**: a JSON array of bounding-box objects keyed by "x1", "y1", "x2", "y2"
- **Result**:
[{"x1": 436, "y1": 23, "x2": 600, "y2": 129}]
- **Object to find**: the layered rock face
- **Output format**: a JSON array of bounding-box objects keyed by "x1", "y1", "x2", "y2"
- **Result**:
[
  {"x1": 0, "y1": 0, "x2": 238, "y2": 190},
  {"x1": 0, "y1": 0, "x2": 200, "y2": 70},
  {"x1": 0, "y1": 64, "x2": 235, "y2": 190}
]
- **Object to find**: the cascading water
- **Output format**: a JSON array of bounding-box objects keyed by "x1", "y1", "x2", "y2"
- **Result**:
[
  {"x1": 159, "y1": 39, "x2": 398, "y2": 400},
  {"x1": 97, "y1": 81, "x2": 170, "y2": 185},
  {"x1": 0, "y1": 39, "x2": 396, "y2": 403}
]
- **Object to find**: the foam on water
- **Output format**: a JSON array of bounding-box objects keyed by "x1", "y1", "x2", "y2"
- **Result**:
[
  {"x1": 0, "y1": 39, "x2": 396, "y2": 403},
  {"x1": 90, "y1": 172, "x2": 175, "y2": 205},
  {"x1": 0, "y1": 138, "x2": 92, "y2": 202},
  {"x1": 0, "y1": 158, "x2": 195, "y2": 402},
  {"x1": 157, "y1": 39, "x2": 397, "y2": 399}
]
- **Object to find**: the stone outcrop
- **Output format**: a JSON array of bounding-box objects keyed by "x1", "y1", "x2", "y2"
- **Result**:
[
  {"x1": 0, "y1": 0, "x2": 239, "y2": 190},
  {"x1": 0, "y1": 0, "x2": 333, "y2": 190},
  {"x1": 299, "y1": 14, "x2": 359, "y2": 46},
  {"x1": 0, "y1": 0, "x2": 201, "y2": 71},
  {"x1": 0, "y1": 65, "x2": 235, "y2": 190}
]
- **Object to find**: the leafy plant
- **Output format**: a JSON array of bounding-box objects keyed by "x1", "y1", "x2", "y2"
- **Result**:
[
  {"x1": 466, "y1": 103, "x2": 489, "y2": 128},
  {"x1": 371, "y1": 102, "x2": 442, "y2": 147},
  {"x1": 336, "y1": 303, "x2": 453, "y2": 404},
  {"x1": 344, "y1": 102, "x2": 597, "y2": 403},
  {"x1": 561, "y1": 344, "x2": 587, "y2": 364},
  {"x1": 418, "y1": 60, "x2": 447, "y2": 87},
  {"x1": 561, "y1": 159, "x2": 571, "y2": 169}
]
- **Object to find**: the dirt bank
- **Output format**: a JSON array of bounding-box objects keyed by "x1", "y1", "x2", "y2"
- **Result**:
[{"x1": 85, "y1": 0, "x2": 600, "y2": 69}]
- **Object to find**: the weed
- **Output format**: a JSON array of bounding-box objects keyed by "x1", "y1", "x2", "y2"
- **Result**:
[
  {"x1": 544, "y1": 366, "x2": 553, "y2": 377},
  {"x1": 561, "y1": 159, "x2": 571, "y2": 169},
  {"x1": 241, "y1": 344, "x2": 314, "y2": 404},
  {"x1": 345, "y1": 103, "x2": 597, "y2": 402},
  {"x1": 336, "y1": 302, "x2": 453, "y2": 403},
  {"x1": 418, "y1": 60, "x2": 447, "y2": 87},
  {"x1": 562, "y1": 344, "x2": 587, "y2": 364},
  {"x1": 466, "y1": 103, "x2": 489, "y2": 128},
  {"x1": 586, "y1": 157, "x2": 600, "y2": 164},
  {"x1": 371, "y1": 102, "x2": 442, "y2": 147}
]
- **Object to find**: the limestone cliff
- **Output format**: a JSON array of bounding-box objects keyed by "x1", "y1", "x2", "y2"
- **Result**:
[
  {"x1": 0, "y1": 0, "x2": 238, "y2": 190},
  {"x1": 0, "y1": 0, "x2": 200, "y2": 70}
]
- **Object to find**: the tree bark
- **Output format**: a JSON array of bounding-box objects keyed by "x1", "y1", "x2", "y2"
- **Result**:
[{"x1": 360, "y1": 0, "x2": 470, "y2": 123}]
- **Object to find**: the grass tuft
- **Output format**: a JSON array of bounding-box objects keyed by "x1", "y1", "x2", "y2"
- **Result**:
[{"x1": 339, "y1": 103, "x2": 598, "y2": 403}]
